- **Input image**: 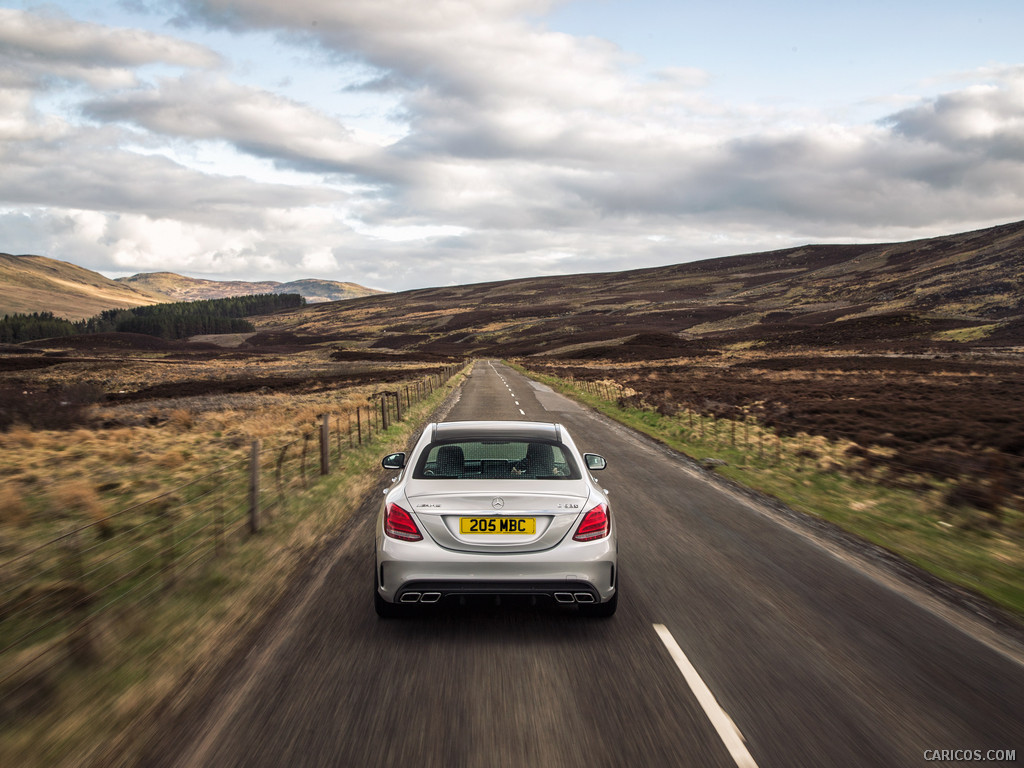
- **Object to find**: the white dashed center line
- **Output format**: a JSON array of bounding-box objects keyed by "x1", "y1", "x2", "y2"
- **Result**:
[
  {"x1": 495, "y1": 365, "x2": 526, "y2": 417},
  {"x1": 653, "y1": 624, "x2": 759, "y2": 768}
]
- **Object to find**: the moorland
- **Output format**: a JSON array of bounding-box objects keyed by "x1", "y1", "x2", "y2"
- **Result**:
[{"x1": 2, "y1": 219, "x2": 1021, "y2": 576}]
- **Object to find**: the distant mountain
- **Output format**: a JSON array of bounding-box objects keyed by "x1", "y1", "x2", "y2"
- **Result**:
[
  {"x1": 116, "y1": 272, "x2": 385, "y2": 303},
  {"x1": 0, "y1": 253, "x2": 161, "y2": 321},
  {"x1": 274, "y1": 278, "x2": 386, "y2": 303},
  {"x1": 263, "y1": 219, "x2": 1024, "y2": 358},
  {"x1": 0, "y1": 255, "x2": 386, "y2": 321}
]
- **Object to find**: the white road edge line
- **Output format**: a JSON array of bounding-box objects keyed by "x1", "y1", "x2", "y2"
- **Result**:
[{"x1": 653, "y1": 623, "x2": 759, "y2": 768}]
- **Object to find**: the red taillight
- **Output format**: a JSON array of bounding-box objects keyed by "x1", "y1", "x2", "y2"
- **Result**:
[
  {"x1": 384, "y1": 503, "x2": 422, "y2": 541},
  {"x1": 573, "y1": 504, "x2": 610, "y2": 542}
]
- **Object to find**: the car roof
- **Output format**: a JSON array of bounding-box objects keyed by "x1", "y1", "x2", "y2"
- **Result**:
[{"x1": 431, "y1": 421, "x2": 561, "y2": 443}]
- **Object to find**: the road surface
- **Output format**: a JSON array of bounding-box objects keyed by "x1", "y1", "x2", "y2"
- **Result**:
[{"x1": 148, "y1": 360, "x2": 1023, "y2": 768}]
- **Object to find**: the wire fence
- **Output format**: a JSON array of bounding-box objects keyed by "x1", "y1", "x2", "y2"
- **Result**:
[{"x1": 0, "y1": 365, "x2": 460, "y2": 709}]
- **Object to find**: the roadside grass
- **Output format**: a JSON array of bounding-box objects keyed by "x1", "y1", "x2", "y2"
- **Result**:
[
  {"x1": 512, "y1": 363, "x2": 1024, "y2": 621},
  {"x1": 0, "y1": 381, "x2": 418, "y2": 536},
  {"x1": 0, "y1": 366, "x2": 467, "y2": 768}
]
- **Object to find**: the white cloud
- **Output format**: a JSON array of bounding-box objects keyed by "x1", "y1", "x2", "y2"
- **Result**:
[
  {"x1": 81, "y1": 74, "x2": 372, "y2": 174},
  {"x1": 300, "y1": 247, "x2": 338, "y2": 272},
  {"x1": 884, "y1": 70, "x2": 1024, "y2": 159},
  {"x1": 0, "y1": 89, "x2": 68, "y2": 142},
  {"x1": 0, "y1": 129, "x2": 339, "y2": 226},
  {"x1": 0, "y1": 7, "x2": 220, "y2": 89}
]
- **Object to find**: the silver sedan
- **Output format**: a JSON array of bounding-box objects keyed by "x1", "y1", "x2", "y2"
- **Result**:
[{"x1": 375, "y1": 420, "x2": 618, "y2": 617}]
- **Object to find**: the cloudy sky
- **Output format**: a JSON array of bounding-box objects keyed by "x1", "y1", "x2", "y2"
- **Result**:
[{"x1": 2, "y1": 1, "x2": 1023, "y2": 291}]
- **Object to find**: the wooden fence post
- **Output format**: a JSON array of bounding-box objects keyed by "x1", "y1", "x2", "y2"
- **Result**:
[
  {"x1": 162, "y1": 505, "x2": 176, "y2": 591},
  {"x1": 215, "y1": 473, "x2": 225, "y2": 555},
  {"x1": 300, "y1": 434, "x2": 310, "y2": 487},
  {"x1": 249, "y1": 439, "x2": 261, "y2": 533},
  {"x1": 320, "y1": 414, "x2": 330, "y2": 475},
  {"x1": 64, "y1": 526, "x2": 95, "y2": 663},
  {"x1": 275, "y1": 444, "x2": 288, "y2": 500}
]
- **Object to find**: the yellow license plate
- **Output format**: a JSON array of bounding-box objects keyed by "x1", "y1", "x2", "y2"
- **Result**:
[{"x1": 460, "y1": 517, "x2": 536, "y2": 535}]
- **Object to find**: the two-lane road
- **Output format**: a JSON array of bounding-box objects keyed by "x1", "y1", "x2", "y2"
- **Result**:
[{"x1": 152, "y1": 361, "x2": 1023, "y2": 768}]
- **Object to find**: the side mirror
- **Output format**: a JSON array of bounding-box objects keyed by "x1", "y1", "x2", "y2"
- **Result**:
[
  {"x1": 381, "y1": 452, "x2": 406, "y2": 470},
  {"x1": 584, "y1": 453, "x2": 607, "y2": 471}
]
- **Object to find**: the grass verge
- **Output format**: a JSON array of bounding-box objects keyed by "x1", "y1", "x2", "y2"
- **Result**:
[
  {"x1": 511, "y1": 363, "x2": 1024, "y2": 621},
  {"x1": 0, "y1": 365, "x2": 468, "y2": 768}
]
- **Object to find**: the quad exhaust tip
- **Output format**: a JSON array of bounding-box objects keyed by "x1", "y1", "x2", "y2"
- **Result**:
[
  {"x1": 555, "y1": 592, "x2": 597, "y2": 604},
  {"x1": 399, "y1": 592, "x2": 442, "y2": 604}
]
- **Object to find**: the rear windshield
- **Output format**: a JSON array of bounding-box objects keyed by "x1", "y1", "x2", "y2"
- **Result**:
[{"x1": 413, "y1": 440, "x2": 580, "y2": 480}]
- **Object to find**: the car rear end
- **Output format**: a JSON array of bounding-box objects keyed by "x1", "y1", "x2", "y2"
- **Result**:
[{"x1": 375, "y1": 421, "x2": 617, "y2": 615}]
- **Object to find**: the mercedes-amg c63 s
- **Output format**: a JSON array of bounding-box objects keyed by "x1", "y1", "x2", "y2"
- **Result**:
[{"x1": 375, "y1": 420, "x2": 617, "y2": 617}]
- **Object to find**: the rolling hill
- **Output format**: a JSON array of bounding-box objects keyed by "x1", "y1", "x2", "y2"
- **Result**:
[
  {"x1": 0, "y1": 254, "x2": 162, "y2": 321},
  {"x1": 116, "y1": 272, "x2": 385, "y2": 303},
  {"x1": 0, "y1": 256, "x2": 385, "y2": 321},
  {"x1": 252, "y1": 219, "x2": 1024, "y2": 358}
]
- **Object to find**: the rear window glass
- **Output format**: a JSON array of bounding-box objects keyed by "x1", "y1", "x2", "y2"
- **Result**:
[{"x1": 413, "y1": 440, "x2": 580, "y2": 480}]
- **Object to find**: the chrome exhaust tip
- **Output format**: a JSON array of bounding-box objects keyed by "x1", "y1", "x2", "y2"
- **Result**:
[
  {"x1": 419, "y1": 592, "x2": 442, "y2": 603},
  {"x1": 400, "y1": 592, "x2": 422, "y2": 603},
  {"x1": 554, "y1": 592, "x2": 575, "y2": 604},
  {"x1": 574, "y1": 593, "x2": 596, "y2": 604}
]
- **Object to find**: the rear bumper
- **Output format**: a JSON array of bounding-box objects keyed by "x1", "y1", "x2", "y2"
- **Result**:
[
  {"x1": 376, "y1": 536, "x2": 617, "y2": 604},
  {"x1": 393, "y1": 580, "x2": 603, "y2": 605}
]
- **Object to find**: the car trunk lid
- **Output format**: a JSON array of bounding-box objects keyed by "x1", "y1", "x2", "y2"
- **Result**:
[{"x1": 404, "y1": 480, "x2": 591, "y2": 553}]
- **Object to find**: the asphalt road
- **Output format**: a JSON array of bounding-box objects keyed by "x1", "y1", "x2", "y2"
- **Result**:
[{"x1": 150, "y1": 360, "x2": 1024, "y2": 768}]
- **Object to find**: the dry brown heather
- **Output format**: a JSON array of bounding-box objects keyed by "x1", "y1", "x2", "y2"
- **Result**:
[
  {"x1": 518, "y1": 349, "x2": 1024, "y2": 525},
  {"x1": 0, "y1": 337, "x2": 451, "y2": 527}
]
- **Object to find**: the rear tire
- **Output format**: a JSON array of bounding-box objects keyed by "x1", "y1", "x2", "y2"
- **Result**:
[
  {"x1": 582, "y1": 589, "x2": 617, "y2": 618},
  {"x1": 374, "y1": 565, "x2": 405, "y2": 618}
]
